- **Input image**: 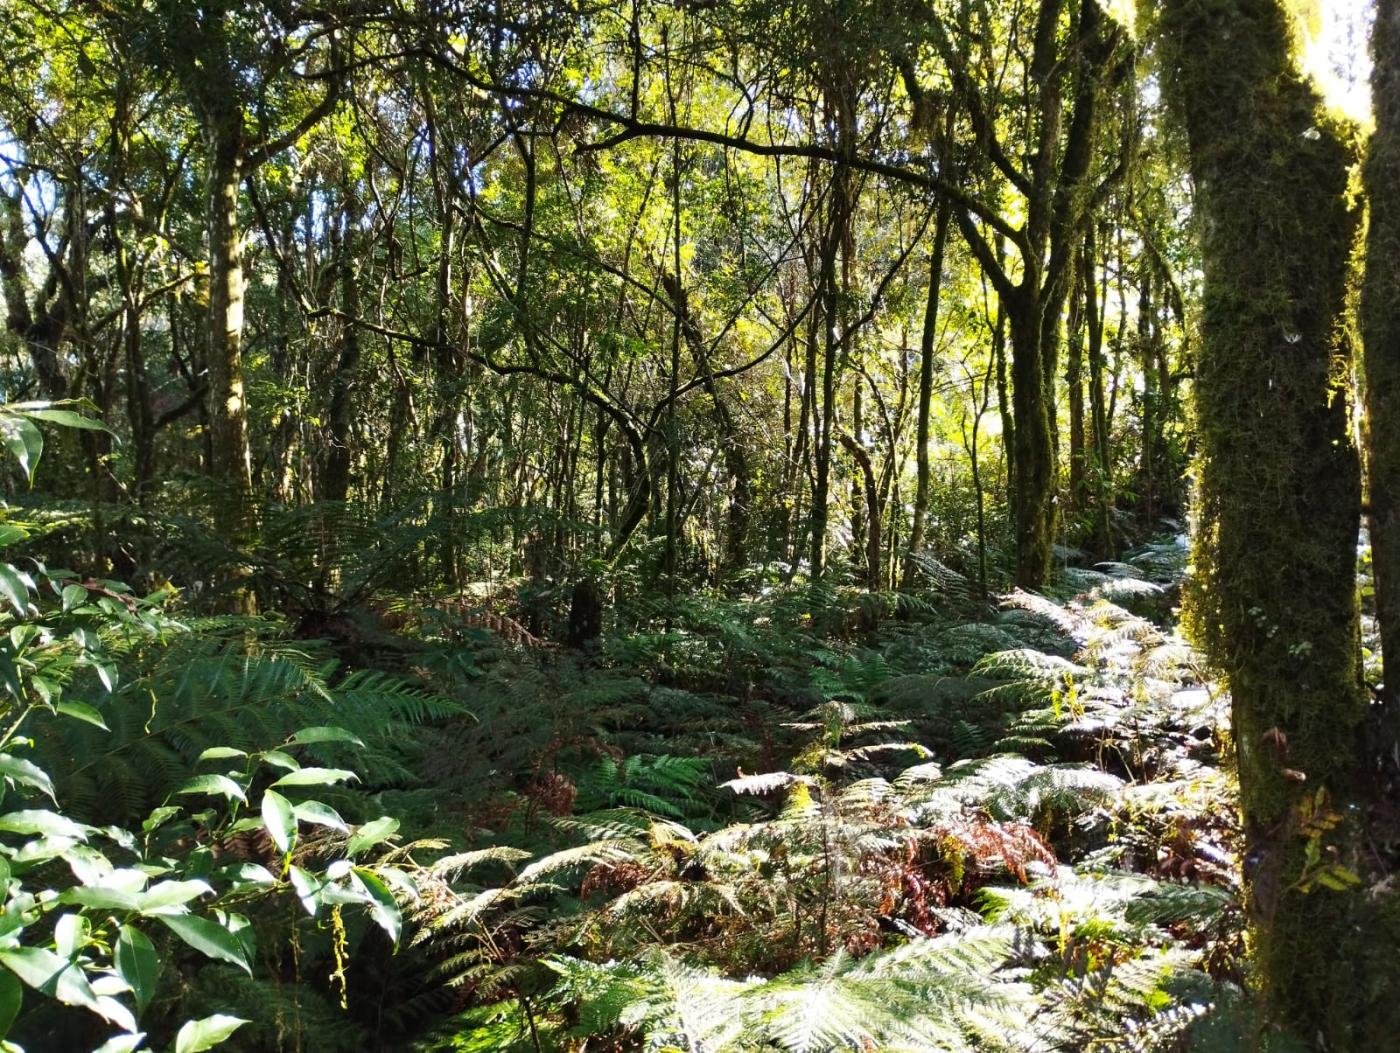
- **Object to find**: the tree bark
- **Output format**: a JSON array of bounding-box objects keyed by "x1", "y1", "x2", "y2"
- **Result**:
[
  {"x1": 1365, "y1": 0, "x2": 1400, "y2": 723},
  {"x1": 905, "y1": 197, "x2": 952, "y2": 582},
  {"x1": 1164, "y1": 0, "x2": 1400, "y2": 1043}
]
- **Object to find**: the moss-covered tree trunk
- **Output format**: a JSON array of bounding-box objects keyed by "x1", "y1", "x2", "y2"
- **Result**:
[
  {"x1": 1365, "y1": 0, "x2": 1400, "y2": 724},
  {"x1": 1162, "y1": 0, "x2": 1400, "y2": 1044}
]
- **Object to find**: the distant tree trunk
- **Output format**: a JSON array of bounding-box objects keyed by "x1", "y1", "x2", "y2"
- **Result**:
[
  {"x1": 810, "y1": 165, "x2": 846, "y2": 581},
  {"x1": 1005, "y1": 286, "x2": 1057, "y2": 588},
  {"x1": 1365, "y1": 0, "x2": 1400, "y2": 719},
  {"x1": 1137, "y1": 266, "x2": 1157, "y2": 524},
  {"x1": 905, "y1": 198, "x2": 952, "y2": 582},
  {"x1": 1065, "y1": 255, "x2": 1087, "y2": 519},
  {"x1": 323, "y1": 183, "x2": 361, "y2": 505},
  {"x1": 1164, "y1": 0, "x2": 1400, "y2": 1044},
  {"x1": 1084, "y1": 227, "x2": 1113, "y2": 558},
  {"x1": 840, "y1": 432, "x2": 881, "y2": 590},
  {"x1": 661, "y1": 272, "x2": 752, "y2": 578}
]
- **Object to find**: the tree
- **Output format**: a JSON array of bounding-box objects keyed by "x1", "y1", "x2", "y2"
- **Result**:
[
  {"x1": 148, "y1": 0, "x2": 340, "y2": 551},
  {"x1": 1161, "y1": 0, "x2": 1400, "y2": 1043},
  {"x1": 1365, "y1": 0, "x2": 1400, "y2": 721}
]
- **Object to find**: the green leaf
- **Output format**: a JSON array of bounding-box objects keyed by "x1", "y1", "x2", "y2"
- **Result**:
[
  {"x1": 351, "y1": 868, "x2": 402, "y2": 945},
  {"x1": 287, "y1": 726, "x2": 365, "y2": 748},
  {"x1": 0, "y1": 946, "x2": 99, "y2": 1011},
  {"x1": 115, "y1": 925, "x2": 158, "y2": 1015},
  {"x1": 287, "y1": 866, "x2": 322, "y2": 916},
  {"x1": 174, "y1": 1014, "x2": 247, "y2": 1053},
  {"x1": 259, "y1": 750, "x2": 299, "y2": 772},
  {"x1": 176, "y1": 775, "x2": 246, "y2": 803},
  {"x1": 270, "y1": 768, "x2": 356, "y2": 789},
  {"x1": 92, "y1": 1034, "x2": 147, "y2": 1053},
  {"x1": 54, "y1": 701, "x2": 109, "y2": 731},
  {"x1": 63, "y1": 886, "x2": 143, "y2": 912},
  {"x1": 142, "y1": 806, "x2": 182, "y2": 833},
  {"x1": 0, "y1": 523, "x2": 29, "y2": 548},
  {"x1": 292, "y1": 800, "x2": 347, "y2": 832},
  {"x1": 0, "y1": 565, "x2": 29, "y2": 615},
  {"x1": 195, "y1": 747, "x2": 246, "y2": 763},
  {"x1": 0, "y1": 967, "x2": 20, "y2": 1037},
  {"x1": 18, "y1": 408, "x2": 110, "y2": 432},
  {"x1": 60, "y1": 583, "x2": 88, "y2": 611},
  {"x1": 226, "y1": 863, "x2": 277, "y2": 888},
  {"x1": 54, "y1": 913, "x2": 89, "y2": 957},
  {"x1": 0, "y1": 753, "x2": 55, "y2": 800},
  {"x1": 0, "y1": 416, "x2": 42, "y2": 481},
  {"x1": 0, "y1": 809, "x2": 88, "y2": 840},
  {"x1": 157, "y1": 916, "x2": 250, "y2": 975},
  {"x1": 347, "y1": 816, "x2": 398, "y2": 858},
  {"x1": 137, "y1": 879, "x2": 214, "y2": 914},
  {"x1": 260, "y1": 790, "x2": 296, "y2": 854}
]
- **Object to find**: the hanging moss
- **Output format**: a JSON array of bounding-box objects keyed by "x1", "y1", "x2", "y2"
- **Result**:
[{"x1": 1158, "y1": 0, "x2": 1400, "y2": 1045}]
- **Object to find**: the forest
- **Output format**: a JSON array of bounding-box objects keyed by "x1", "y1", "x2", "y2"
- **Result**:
[{"x1": 0, "y1": 0, "x2": 1397, "y2": 1049}]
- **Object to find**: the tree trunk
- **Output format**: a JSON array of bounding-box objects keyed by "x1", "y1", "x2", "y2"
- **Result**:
[
  {"x1": 1365, "y1": 0, "x2": 1400, "y2": 722},
  {"x1": 204, "y1": 118, "x2": 255, "y2": 538},
  {"x1": 1006, "y1": 287, "x2": 1056, "y2": 589},
  {"x1": 905, "y1": 198, "x2": 952, "y2": 582},
  {"x1": 323, "y1": 185, "x2": 362, "y2": 505},
  {"x1": 840, "y1": 432, "x2": 881, "y2": 591},
  {"x1": 1164, "y1": 0, "x2": 1400, "y2": 1044}
]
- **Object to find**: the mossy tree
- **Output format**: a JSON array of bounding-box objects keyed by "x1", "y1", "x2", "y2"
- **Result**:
[
  {"x1": 1365, "y1": 0, "x2": 1400, "y2": 722},
  {"x1": 1160, "y1": 0, "x2": 1400, "y2": 1044}
]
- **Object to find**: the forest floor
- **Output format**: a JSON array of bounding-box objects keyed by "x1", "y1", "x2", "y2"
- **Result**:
[{"x1": 336, "y1": 537, "x2": 1277, "y2": 1051}]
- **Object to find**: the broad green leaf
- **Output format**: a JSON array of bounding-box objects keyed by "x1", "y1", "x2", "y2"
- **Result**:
[
  {"x1": 287, "y1": 866, "x2": 322, "y2": 916},
  {"x1": 92, "y1": 1034, "x2": 147, "y2": 1053},
  {"x1": 0, "y1": 524, "x2": 29, "y2": 548},
  {"x1": 142, "y1": 806, "x2": 182, "y2": 833},
  {"x1": 260, "y1": 790, "x2": 296, "y2": 854},
  {"x1": 0, "y1": 566, "x2": 29, "y2": 615},
  {"x1": 0, "y1": 946, "x2": 99, "y2": 1011},
  {"x1": 352, "y1": 868, "x2": 402, "y2": 944},
  {"x1": 174, "y1": 1014, "x2": 247, "y2": 1053},
  {"x1": 18, "y1": 408, "x2": 110, "y2": 432},
  {"x1": 287, "y1": 726, "x2": 365, "y2": 748},
  {"x1": 259, "y1": 750, "x2": 299, "y2": 772},
  {"x1": 0, "y1": 969, "x2": 19, "y2": 1037},
  {"x1": 0, "y1": 809, "x2": 88, "y2": 840},
  {"x1": 347, "y1": 816, "x2": 398, "y2": 857},
  {"x1": 292, "y1": 800, "x2": 347, "y2": 831},
  {"x1": 137, "y1": 879, "x2": 213, "y2": 914},
  {"x1": 62, "y1": 885, "x2": 142, "y2": 911},
  {"x1": 54, "y1": 701, "x2": 109, "y2": 730},
  {"x1": 176, "y1": 775, "x2": 246, "y2": 803},
  {"x1": 226, "y1": 863, "x2": 277, "y2": 888},
  {"x1": 374, "y1": 865, "x2": 419, "y2": 903},
  {"x1": 54, "y1": 913, "x2": 89, "y2": 957},
  {"x1": 0, "y1": 753, "x2": 54, "y2": 800},
  {"x1": 63, "y1": 844, "x2": 114, "y2": 885},
  {"x1": 270, "y1": 768, "x2": 356, "y2": 789},
  {"x1": 195, "y1": 747, "x2": 246, "y2": 763},
  {"x1": 94, "y1": 993, "x2": 138, "y2": 1033},
  {"x1": 115, "y1": 925, "x2": 158, "y2": 1014},
  {"x1": 60, "y1": 583, "x2": 89, "y2": 611},
  {"x1": 0, "y1": 416, "x2": 42, "y2": 481},
  {"x1": 158, "y1": 916, "x2": 250, "y2": 975}
]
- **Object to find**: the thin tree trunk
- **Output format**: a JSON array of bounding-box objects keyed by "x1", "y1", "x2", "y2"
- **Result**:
[{"x1": 905, "y1": 197, "x2": 952, "y2": 583}]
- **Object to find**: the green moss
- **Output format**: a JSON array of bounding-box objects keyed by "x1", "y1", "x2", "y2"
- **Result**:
[{"x1": 1159, "y1": 0, "x2": 1400, "y2": 1045}]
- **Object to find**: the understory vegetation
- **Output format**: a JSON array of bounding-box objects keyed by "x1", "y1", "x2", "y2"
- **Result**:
[{"x1": 0, "y1": 403, "x2": 1295, "y2": 1052}]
